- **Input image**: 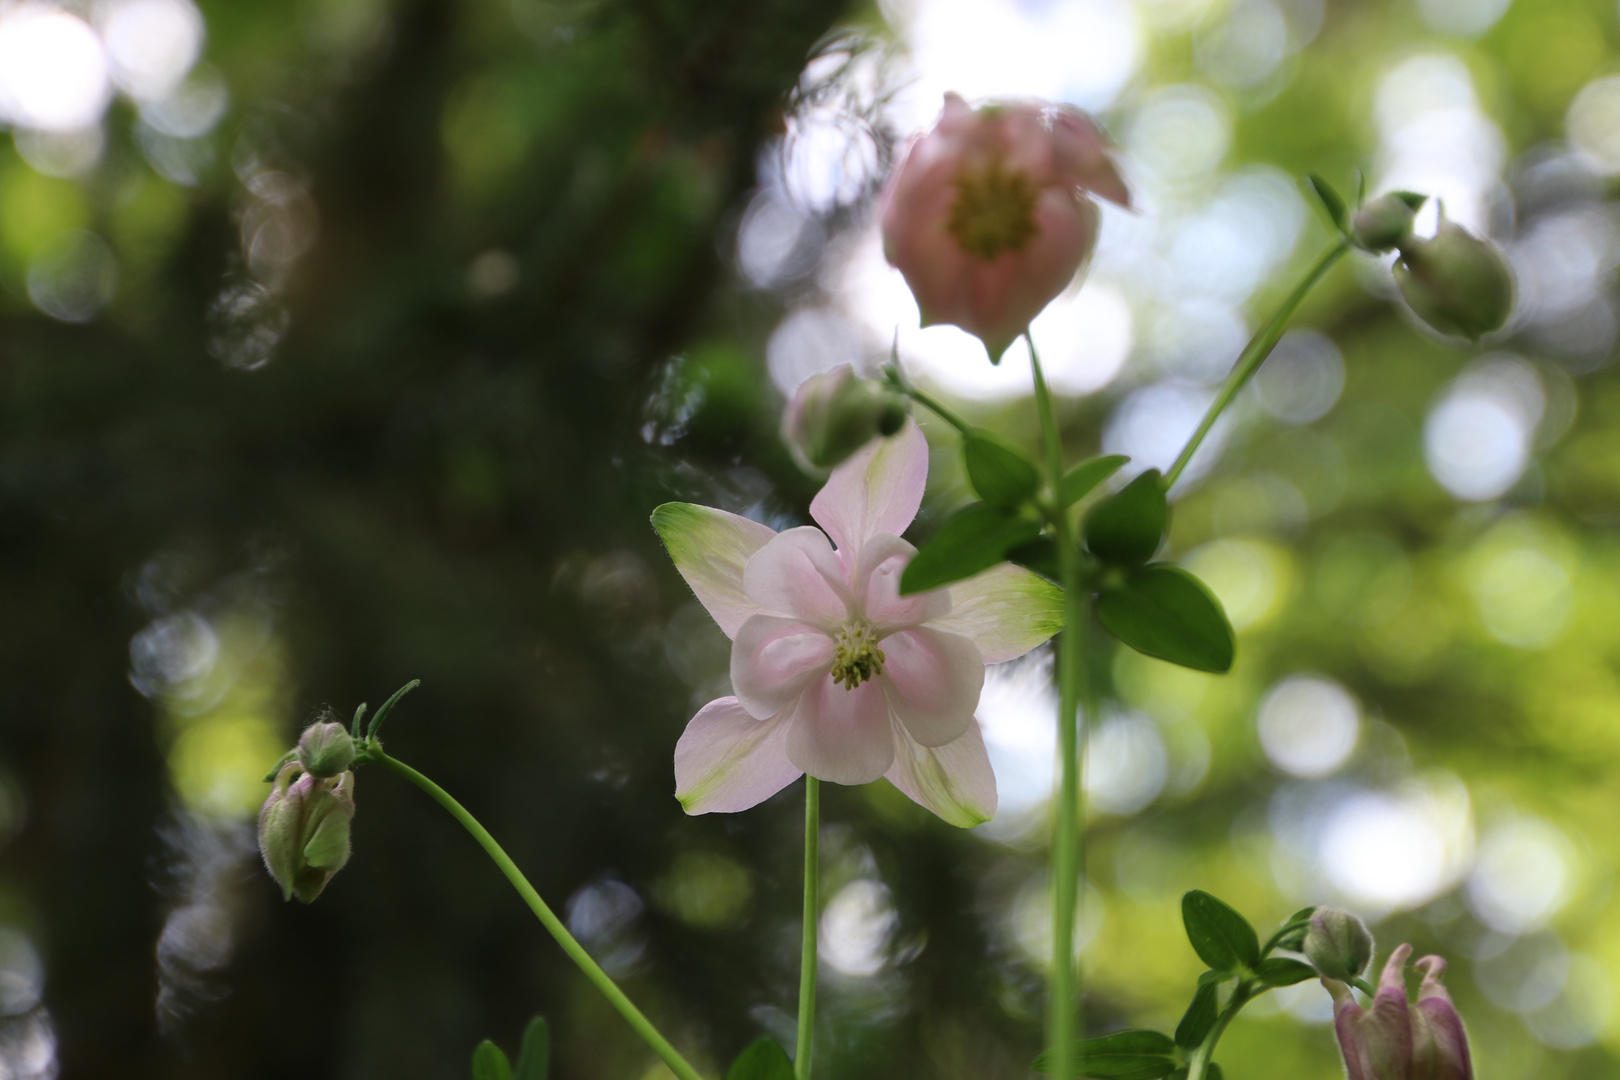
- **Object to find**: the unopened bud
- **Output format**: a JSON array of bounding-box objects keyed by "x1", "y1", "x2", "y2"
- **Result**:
[
  {"x1": 1394, "y1": 220, "x2": 1514, "y2": 340},
  {"x1": 297, "y1": 721, "x2": 355, "y2": 778},
  {"x1": 1350, "y1": 191, "x2": 1425, "y2": 253},
  {"x1": 1304, "y1": 907, "x2": 1374, "y2": 982},
  {"x1": 782, "y1": 365, "x2": 908, "y2": 473},
  {"x1": 258, "y1": 763, "x2": 356, "y2": 903}
]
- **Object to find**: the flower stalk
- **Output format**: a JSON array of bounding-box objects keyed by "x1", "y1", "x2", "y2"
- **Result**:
[
  {"x1": 368, "y1": 747, "x2": 709, "y2": 1080},
  {"x1": 796, "y1": 776, "x2": 820, "y2": 1080},
  {"x1": 1028, "y1": 334, "x2": 1089, "y2": 1080}
]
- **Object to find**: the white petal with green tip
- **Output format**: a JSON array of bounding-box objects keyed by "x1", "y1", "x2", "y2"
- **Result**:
[
  {"x1": 651, "y1": 503, "x2": 777, "y2": 639},
  {"x1": 934, "y1": 563, "x2": 1064, "y2": 664}
]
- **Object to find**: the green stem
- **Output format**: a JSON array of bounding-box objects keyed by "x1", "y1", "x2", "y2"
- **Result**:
[
  {"x1": 796, "y1": 777, "x2": 820, "y2": 1080},
  {"x1": 1164, "y1": 240, "x2": 1350, "y2": 489},
  {"x1": 1186, "y1": 982, "x2": 1252, "y2": 1080},
  {"x1": 371, "y1": 749, "x2": 708, "y2": 1080},
  {"x1": 1029, "y1": 333, "x2": 1088, "y2": 1080},
  {"x1": 897, "y1": 383, "x2": 973, "y2": 438}
]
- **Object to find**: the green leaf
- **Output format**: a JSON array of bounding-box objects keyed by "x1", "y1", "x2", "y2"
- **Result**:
[
  {"x1": 1264, "y1": 906, "x2": 1317, "y2": 954},
  {"x1": 1255, "y1": 957, "x2": 1317, "y2": 987},
  {"x1": 471, "y1": 1040, "x2": 513, "y2": 1080},
  {"x1": 1196, "y1": 969, "x2": 1236, "y2": 988},
  {"x1": 1174, "y1": 983, "x2": 1218, "y2": 1049},
  {"x1": 1390, "y1": 190, "x2": 1427, "y2": 210},
  {"x1": 1181, "y1": 891, "x2": 1260, "y2": 972},
  {"x1": 1096, "y1": 565, "x2": 1235, "y2": 673},
  {"x1": 1167, "y1": 1066, "x2": 1223, "y2": 1080},
  {"x1": 1306, "y1": 173, "x2": 1347, "y2": 230},
  {"x1": 1006, "y1": 536, "x2": 1060, "y2": 582},
  {"x1": 724, "y1": 1038, "x2": 794, "y2": 1080},
  {"x1": 1058, "y1": 455, "x2": 1129, "y2": 507},
  {"x1": 514, "y1": 1016, "x2": 550, "y2": 1080},
  {"x1": 1083, "y1": 469, "x2": 1167, "y2": 566},
  {"x1": 350, "y1": 702, "x2": 367, "y2": 740},
  {"x1": 963, "y1": 430, "x2": 1040, "y2": 510},
  {"x1": 1032, "y1": 1030, "x2": 1177, "y2": 1079},
  {"x1": 899, "y1": 503, "x2": 1041, "y2": 595},
  {"x1": 367, "y1": 678, "x2": 421, "y2": 740}
]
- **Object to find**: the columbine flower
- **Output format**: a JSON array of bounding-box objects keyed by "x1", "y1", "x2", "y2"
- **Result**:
[
  {"x1": 1325, "y1": 943, "x2": 1474, "y2": 1080},
  {"x1": 880, "y1": 92, "x2": 1130, "y2": 362},
  {"x1": 652, "y1": 421, "x2": 1062, "y2": 827}
]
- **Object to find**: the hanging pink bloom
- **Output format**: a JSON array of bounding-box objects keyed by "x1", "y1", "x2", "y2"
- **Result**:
[
  {"x1": 1325, "y1": 944, "x2": 1474, "y2": 1080},
  {"x1": 652, "y1": 421, "x2": 1063, "y2": 827},
  {"x1": 880, "y1": 92, "x2": 1130, "y2": 362}
]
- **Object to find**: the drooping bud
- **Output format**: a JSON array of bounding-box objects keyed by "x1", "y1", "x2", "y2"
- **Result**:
[
  {"x1": 258, "y1": 763, "x2": 356, "y2": 903},
  {"x1": 1325, "y1": 944, "x2": 1474, "y2": 1080},
  {"x1": 1350, "y1": 192, "x2": 1425, "y2": 253},
  {"x1": 1304, "y1": 907, "x2": 1374, "y2": 982},
  {"x1": 781, "y1": 365, "x2": 908, "y2": 473},
  {"x1": 297, "y1": 721, "x2": 356, "y2": 778},
  {"x1": 1393, "y1": 219, "x2": 1514, "y2": 340}
]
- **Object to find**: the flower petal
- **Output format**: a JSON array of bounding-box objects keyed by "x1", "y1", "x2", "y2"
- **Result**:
[
  {"x1": 743, "y1": 526, "x2": 850, "y2": 629},
  {"x1": 732, "y1": 615, "x2": 836, "y2": 720},
  {"x1": 852, "y1": 533, "x2": 950, "y2": 632},
  {"x1": 879, "y1": 627, "x2": 983, "y2": 747},
  {"x1": 809, "y1": 420, "x2": 929, "y2": 555},
  {"x1": 1413, "y1": 956, "x2": 1473, "y2": 1080},
  {"x1": 1052, "y1": 106, "x2": 1131, "y2": 208},
  {"x1": 885, "y1": 714, "x2": 997, "y2": 828},
  {"x1": 786, "y1": 675, "x2": 894, "y2": 785},
  {"x1": 1324, "y1": 980, "x2": 1371, "y2": 1080},
  {"x1": 651, "y1": 503, "x2": 777, "y2": 638},
  {"x1": 932, "y1": 563, "x2": 1065, "y2": 663},
  {"x1": 674, "y1": 697, "x2": 802, "y2": 814},
  {"x1": 1349, "y1": 944, "x2": 1415, "y2": 1080}
]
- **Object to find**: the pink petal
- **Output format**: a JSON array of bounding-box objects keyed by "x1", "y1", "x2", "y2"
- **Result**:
[
  {"x1": 650, "y1": 503, "x2": 777, "y2": 638},
  {"x1": 962, "y1": 192, "x2": 1096, "y2": 360},
  {"x1": 786, "y1": 675, "x2": 895, "y2": 785},
  {"x1": 731, "y1": 615, "x2": 835, "y2": 721},
  {"x1": 1325, "y1": 980, "x2": 1372, "y2": 1080},
  {"x1": 674, "y1": 697, "x2": 802, "y2": 814},
  {"x1": 809, "y1": 420, "x2": 929, "y2": 554},
  {"x1": 851, "y1": 533, "x2": 950, "y2": 632},
  {"x1": 1354, "y1": 945, "x2": 1416, "y2": 1080},
  {"x1": 932, "y1": 563, "x2": 1065, "y2": 663},
  {"x1": 743, "y1": 526, "x2": 851, "y2": 630},
  {"x1": 884, "y1": 713, "x2": 996, "y2": 827},
  {"x1": 1052, "y1": 107, "x2": 1131, "y2": 208},
  {"x1": 879, "y1": 627, "x2": 983, "y2": 747},
  {"x1": 1414, "y1": 956, "x2": 1473, "y2": 1080}
]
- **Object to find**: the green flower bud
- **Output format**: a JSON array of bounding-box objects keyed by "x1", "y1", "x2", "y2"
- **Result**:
[
  {"x1": 781, "y1": 365, "x2": 909, "y2": 473},
  {"x1": 258, "y1": 763, "x2": 356, "y2": 903},
  {"x1": 1394, "y1": 220, "x2": 1514, "y2": 340},
  {"x1": 1304, "y1": 907, "x2": 1375, "y2": 982},
  {"x1": 1350, "y1": 192, "x2": 1425, "y2": 253},
  {"x1": 297, "y1": 721, "x2": 355, "y2": 778}
]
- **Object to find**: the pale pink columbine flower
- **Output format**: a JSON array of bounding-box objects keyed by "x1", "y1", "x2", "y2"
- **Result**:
[
  {"x1": 652, "y1": 421, "x2": 1062, "y2": 827},
  {"x1": 880, "y1": 92, "x2": 1130, "y2": 362},
  {"x1": 1325, "y1": 944, "x2": 1474, "y2": 1080}
]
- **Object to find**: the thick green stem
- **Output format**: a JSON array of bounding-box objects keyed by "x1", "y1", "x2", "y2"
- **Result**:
[
  {"x1": 1029, "y1": 334, "x2": 1088, "y2": 1080},
  {"x1": 1186, "y1": 982, "x2": 1252, "y2": 1080},
  {"x1": 371, "y1": 749, "x2": 708, "y2": 1080},
  {"x1": 1164, "y1": 240, "x2": 1350, "y2": 488},
  {"x1": 796, "y1": 777, "x2": 820, "y2": 1080}
]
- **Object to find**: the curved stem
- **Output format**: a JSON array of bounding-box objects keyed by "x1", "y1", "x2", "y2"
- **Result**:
[
  {"x1": 1164, "y1": 240, "x2": 1350, "y2": 489},
  {"x1": 1186, "y1": 982, "x2": 1252, "y2": 1080},
  {"x1": 370, "y1": 749, "x2": 709, "y2": 1080},
  {"x1": 796, "y1": 777, "x2": 820, "y2": 1080},
  {"x1": 897, "y1": 383, "x2": 974, "y2": 438},
  {"x1": 1029, "y1": 333, "x2": 1088, "y2": 1079}
]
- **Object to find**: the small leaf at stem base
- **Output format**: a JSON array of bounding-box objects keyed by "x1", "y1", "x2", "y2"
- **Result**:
[
  {"x1": 1059, "y1": 455, "x2": 1129, "y2": 508},
  {"x1": 725, "y1": 1038, "x2": 794, "y2": 1080},
  {"x1": 472, "y1": 1040, "x2": 513, "y2": 1080},
  {"x1": 963, "y1": 429, "x2": 1041, "y2": 510},
  {"x1": 1255, "y1": 957, "x2": 1317, "y2": 987},
  {"x1": 514, "y1": 1016, "x2": 551, "y2": 1080},
  {"x1": 899, "y1": 503, "x2": 1041, "y2": 594},
  {"x1": 1174, "y1": 982, "x2": 1218, "y2": 1049},
  {"x1": 1096, "y1": 565, "x2": 1235, "y2": 673},
  {"x1": 1083, "y1": 470, "x2": 1167, "y2": 566}
]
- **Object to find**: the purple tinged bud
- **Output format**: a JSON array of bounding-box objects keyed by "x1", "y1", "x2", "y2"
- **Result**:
[
  {"x1": 297, "y1": 721, "x2": 356, "y2": 778},
  {"x1": 1393, "y1": 220, "x2": 1514, "y2": 341},
  {"x1": 781, "y1": 365, "x2": 908, "y2": 474},
  {"x1": 1305, "y1": 907, "x2": 1375, "y2": 981},
  {"x1": 258, "y1": 762, "x2": 356, "y2": 903},
  {"x1": 1324, "y1": 943, "x2": 1473, "y2": 1080}
]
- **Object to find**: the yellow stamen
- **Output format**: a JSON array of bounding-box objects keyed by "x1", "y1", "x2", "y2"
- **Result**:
[
  {"x1": 830, "y1": 623, "x2": 886, "y2": 689},
  {"x1": 947, "y1": 158, "x2": 1039, "y2": 260}
]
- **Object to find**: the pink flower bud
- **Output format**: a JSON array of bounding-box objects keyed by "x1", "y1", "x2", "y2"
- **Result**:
[
  {"x1": 1325, "y1": 943, "x2": 1473, "y2": 1080},
  {"x1": 781, "y1": 365, "x2": 907, "y2": 473},
  {"x1": 880, "y1": 93, "x2": 1129, "y2": 362},
  {"x1": 258, "y1": 762, "x2": 356, "y2": 903},
  {"x1": 297, "y1": 720, "x2": 356, "y2": 778}
]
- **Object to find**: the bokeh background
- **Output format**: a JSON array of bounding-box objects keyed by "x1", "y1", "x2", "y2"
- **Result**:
[{"x1": 1, "y1": 0, "x2": 1618, "y2": 1076}]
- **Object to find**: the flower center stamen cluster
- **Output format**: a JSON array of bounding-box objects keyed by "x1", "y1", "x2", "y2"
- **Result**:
[
  {"x1": 830, "y1": 622, "x2": 886, "y2": 689},
  {"x1": 946, "y1": 158, "x2": 1038, "y2": 260}
]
